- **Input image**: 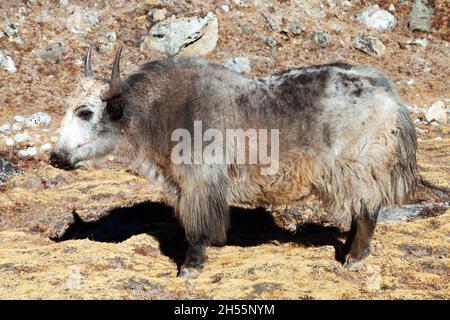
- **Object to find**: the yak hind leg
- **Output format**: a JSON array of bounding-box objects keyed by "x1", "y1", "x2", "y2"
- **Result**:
[
  {"x1": 342, "y1": 204, "x2": 379, "y2": 271},
  {"x1": 176, "y1": 175, "x2": 230, "y2": 278}
]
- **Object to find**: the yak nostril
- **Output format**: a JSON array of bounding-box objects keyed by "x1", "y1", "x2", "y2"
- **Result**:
[
  {"x1": 49, "y1": 152, "x2": 60, "y2": 165},
  {"x1": 49, "y1": 151, "x2": 74, "y2": 170}
]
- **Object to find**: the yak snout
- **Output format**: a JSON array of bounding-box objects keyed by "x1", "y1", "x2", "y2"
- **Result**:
[{"x1": 49, "y1": 150, "x2": 74, "y2": 170}]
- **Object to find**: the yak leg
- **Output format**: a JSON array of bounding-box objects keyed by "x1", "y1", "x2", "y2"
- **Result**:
[
  {"x1": 177, "y1": 177, "x2": 230, "y2": 278},
  {"x1": 343, "y1": 206, "x2": 378, "y2": 271}
]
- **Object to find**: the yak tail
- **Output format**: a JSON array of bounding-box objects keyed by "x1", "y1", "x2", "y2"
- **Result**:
[
  {"x1": 391, "y1": 106, "x2": 418, "y2": 204},
  {"x1": 396, "y1": 107, "x2": 449, "y2": 202},
  {"x1": 417, "y1": 177, "x2": 450, "y2": 200}
]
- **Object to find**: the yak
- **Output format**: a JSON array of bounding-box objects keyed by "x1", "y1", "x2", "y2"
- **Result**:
[{"x1": 50, "y1": 46, "x2": 417, "y2": 277}]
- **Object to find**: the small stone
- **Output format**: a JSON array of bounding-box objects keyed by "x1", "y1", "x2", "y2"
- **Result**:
[
  {"x1": 355, "y1": 5, "x2": 397, "y2": 31},
  {"x1": 331, "y1": 23, "x2": 343, "y2": 33},
  {"x1": 352, "y1": 35, "x2": 386, "y2": 56},
  {"x1": 261, "y1": 12, "x2": 280, "y2": 32},
  {"x1": 289, "y1": 21, "x2": 303, "y2": 35},
  {"x1": 425, "y1": 101, "x2": 448, "y2": 123},
  {"x1": 408, "y1": 0, "x2": 433, "y2": 32},
  {"x1": 232, "y1": 0, "x2": 245, "y2": 6},
  {"x1": 19, "y1": 146, "x2": 38, "y2": 157},
  {"x1": 40, "y1": 43, "x2": 64, "y2": 64},
  {"x1": 14, "y1": 115, "x2": 26, "y2": 123},
  {"x1": 414, "y1": 38, "x2": 427, "y2": 48},
  {"x1": 97, "y1": 31, "x2": 117, "y2": 53},
  {"x1": 25, "y1": 112, "x2": 52, "y2": 127},
  {"x1": 147, "y1": 8, "x2": 167, "y2": 22},
  {"x1": 2, "y1": 22, "x2": 19, "y2": 39},
  {"x1": 67, "y1": 7, "x2": 84, "y2": 34},
  {"x1": 12, "y1": 123, "x2": 23, "y2": 131},
  {"x1": 406, "y1": 79, "x2": 415, "y2": 86},
  {"x1": 0, "y1": 158, "x2": 20, "y2": 182},
  {"x1": 50, "y1": 136, "x2": 58, "y2": 142},
  {"x1": 5, "y1": 138, "x2": 14, "y2": 146},
  {"x1": 84, "y1": 10, "x2": 99, "y2": 27},
  {"x1": 224, "y1": 57, "x2": 251, "y2": 74},
  {"x1": 14, "y1": 132, "x2": 30, "y2": 143},
  {"x1": 342, "y1": 0, "x2": 352, "y2": 9},
  {"x1": 265, "y1": 36, "x2": 277, "y2": 48},
  {"x1": 0, "y1": 51, "x2": 17, "y2": 73},
  {"x1": 240, "y1": 24, "x2": 252, "y2": 36},
  {"x1": 312, "y1": 31, "x2": 329, "y2": 48},
  {"x1": 59, "y1": 0, "x2": 69, "y2": 6},
  {"x1": 0, "y1": 124, "x2": 11, "y2": 133},
  {"x1": 39, "y1": 143, "x2": 53, "y2": 152},
  {"x1": 388, "y1": 4, "x2": 396, "y2": 12},
  {"x1": 220, "y1": 5, "x2": 229, "y2": 12}
]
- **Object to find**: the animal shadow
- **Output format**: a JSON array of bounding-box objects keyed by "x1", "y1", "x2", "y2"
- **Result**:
[{"x1": 54, "y1": 201, "x2": 348, "y2": 267}]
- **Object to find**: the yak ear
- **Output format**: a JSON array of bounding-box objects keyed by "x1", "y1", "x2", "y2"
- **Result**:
[
  {"x1": 105, "y1": 99, "x2": 124, "y2": 120},
  {"x1": 84, "y1": 45, "x2": 95, "y2": 78},
  {"x1": 101, "y1": 46, "x2": 123, "y2": 101}
]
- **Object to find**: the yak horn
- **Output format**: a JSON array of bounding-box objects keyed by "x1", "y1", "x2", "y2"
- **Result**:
[
  {"x1": 84, "y1": 45, "x2": 94, "y2": 78},
  {"x1": 102, "y1": 46, "x2": 123, "y2": 100}
]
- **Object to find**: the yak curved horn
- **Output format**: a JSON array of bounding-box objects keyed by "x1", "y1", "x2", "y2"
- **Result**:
[
  {"x1": 84, "y1": 45, "x2": 94, "y2": 78},
  {"x1": 102, "y1": 46, "x2": 123, "y2": 100}
]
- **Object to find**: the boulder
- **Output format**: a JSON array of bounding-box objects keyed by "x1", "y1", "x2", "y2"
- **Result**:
[
  {"x1": 408, "y1": 0, "x2": 433, "y2": 32},
  {"x1": 141, "y1": 12, "x2": 218, "y2": 56},
  {"x1": 425, "y1": 101, "x2": 448, "y2": 123},
  {"x1": 352, "y1": 35, "x2": 386, "y2": 56},
  {"x1": 355, "y1": 5, "x2": 397, "y2": 31}
]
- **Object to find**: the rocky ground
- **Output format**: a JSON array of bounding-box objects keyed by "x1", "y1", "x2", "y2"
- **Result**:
[{"x1": 0, "y1": 0, "x2": 449, "y2": 299}]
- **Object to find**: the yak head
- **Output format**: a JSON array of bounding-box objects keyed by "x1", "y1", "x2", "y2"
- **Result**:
[{"x1": 50, "y1": 46, "x2": 126, "y2": 170}]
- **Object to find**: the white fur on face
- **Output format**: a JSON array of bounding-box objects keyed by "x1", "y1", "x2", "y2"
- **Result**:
[{"x1": 56, "y1": 78, "x2": 117, "y2": 166}]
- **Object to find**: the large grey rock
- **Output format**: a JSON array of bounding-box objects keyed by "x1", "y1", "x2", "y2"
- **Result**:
[
  {"x1": 352, "y1": 35, "x2": 386, "y2": 56},
  {"x1": 408, "y1": 0, "x2": 433, "y2": 32},
  {"x1": 378, "y1": 203, "x2": 449, "y2": 223},
  {"x1": 355, "y1": 5, "x2": 397, "y2": 31},
  {"x1": 224, "y1": 57, "x2": 251, "y2": 74},
  {"x1": 141, "y1": 12, "x2": 218, "y2": 56},
  {"x1": 0, "y1": 51, "x2": 16, "y2": 73}
]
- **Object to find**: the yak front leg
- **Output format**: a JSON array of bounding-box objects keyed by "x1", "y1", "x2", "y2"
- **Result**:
[
  {"x1": 343, "y1": 206, "x2": 379, "y2": 271},
  {"x1": 177, "y1": 178, "x2": 230, "y2": 278}
]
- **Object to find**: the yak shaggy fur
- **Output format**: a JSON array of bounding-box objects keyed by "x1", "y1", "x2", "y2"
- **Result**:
[{"x1": 53, "y1": 53, "x2": 418, "y2": 275}]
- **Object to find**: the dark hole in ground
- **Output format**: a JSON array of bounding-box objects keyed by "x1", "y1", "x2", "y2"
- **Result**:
[{"x1": 53, "y1": 201, "x2": 347, "y2": 268}]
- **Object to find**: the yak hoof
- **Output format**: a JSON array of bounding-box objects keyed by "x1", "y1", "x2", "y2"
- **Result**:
[
  {"x1": 343, "y1": 255, "x2": 366, "y2": 271},
  {"x1": 178, "y1": 266, "x2": 201, "y2": 279}
]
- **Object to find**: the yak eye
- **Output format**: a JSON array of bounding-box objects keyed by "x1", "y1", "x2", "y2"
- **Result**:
[{"x1": 77, "y1": 107, "x2": 93, "y2": 121}]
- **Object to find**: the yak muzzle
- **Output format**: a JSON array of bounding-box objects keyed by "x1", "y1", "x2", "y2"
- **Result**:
[{"x1": 49, "y1": 151, "x2": 75, "y2": 170}]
